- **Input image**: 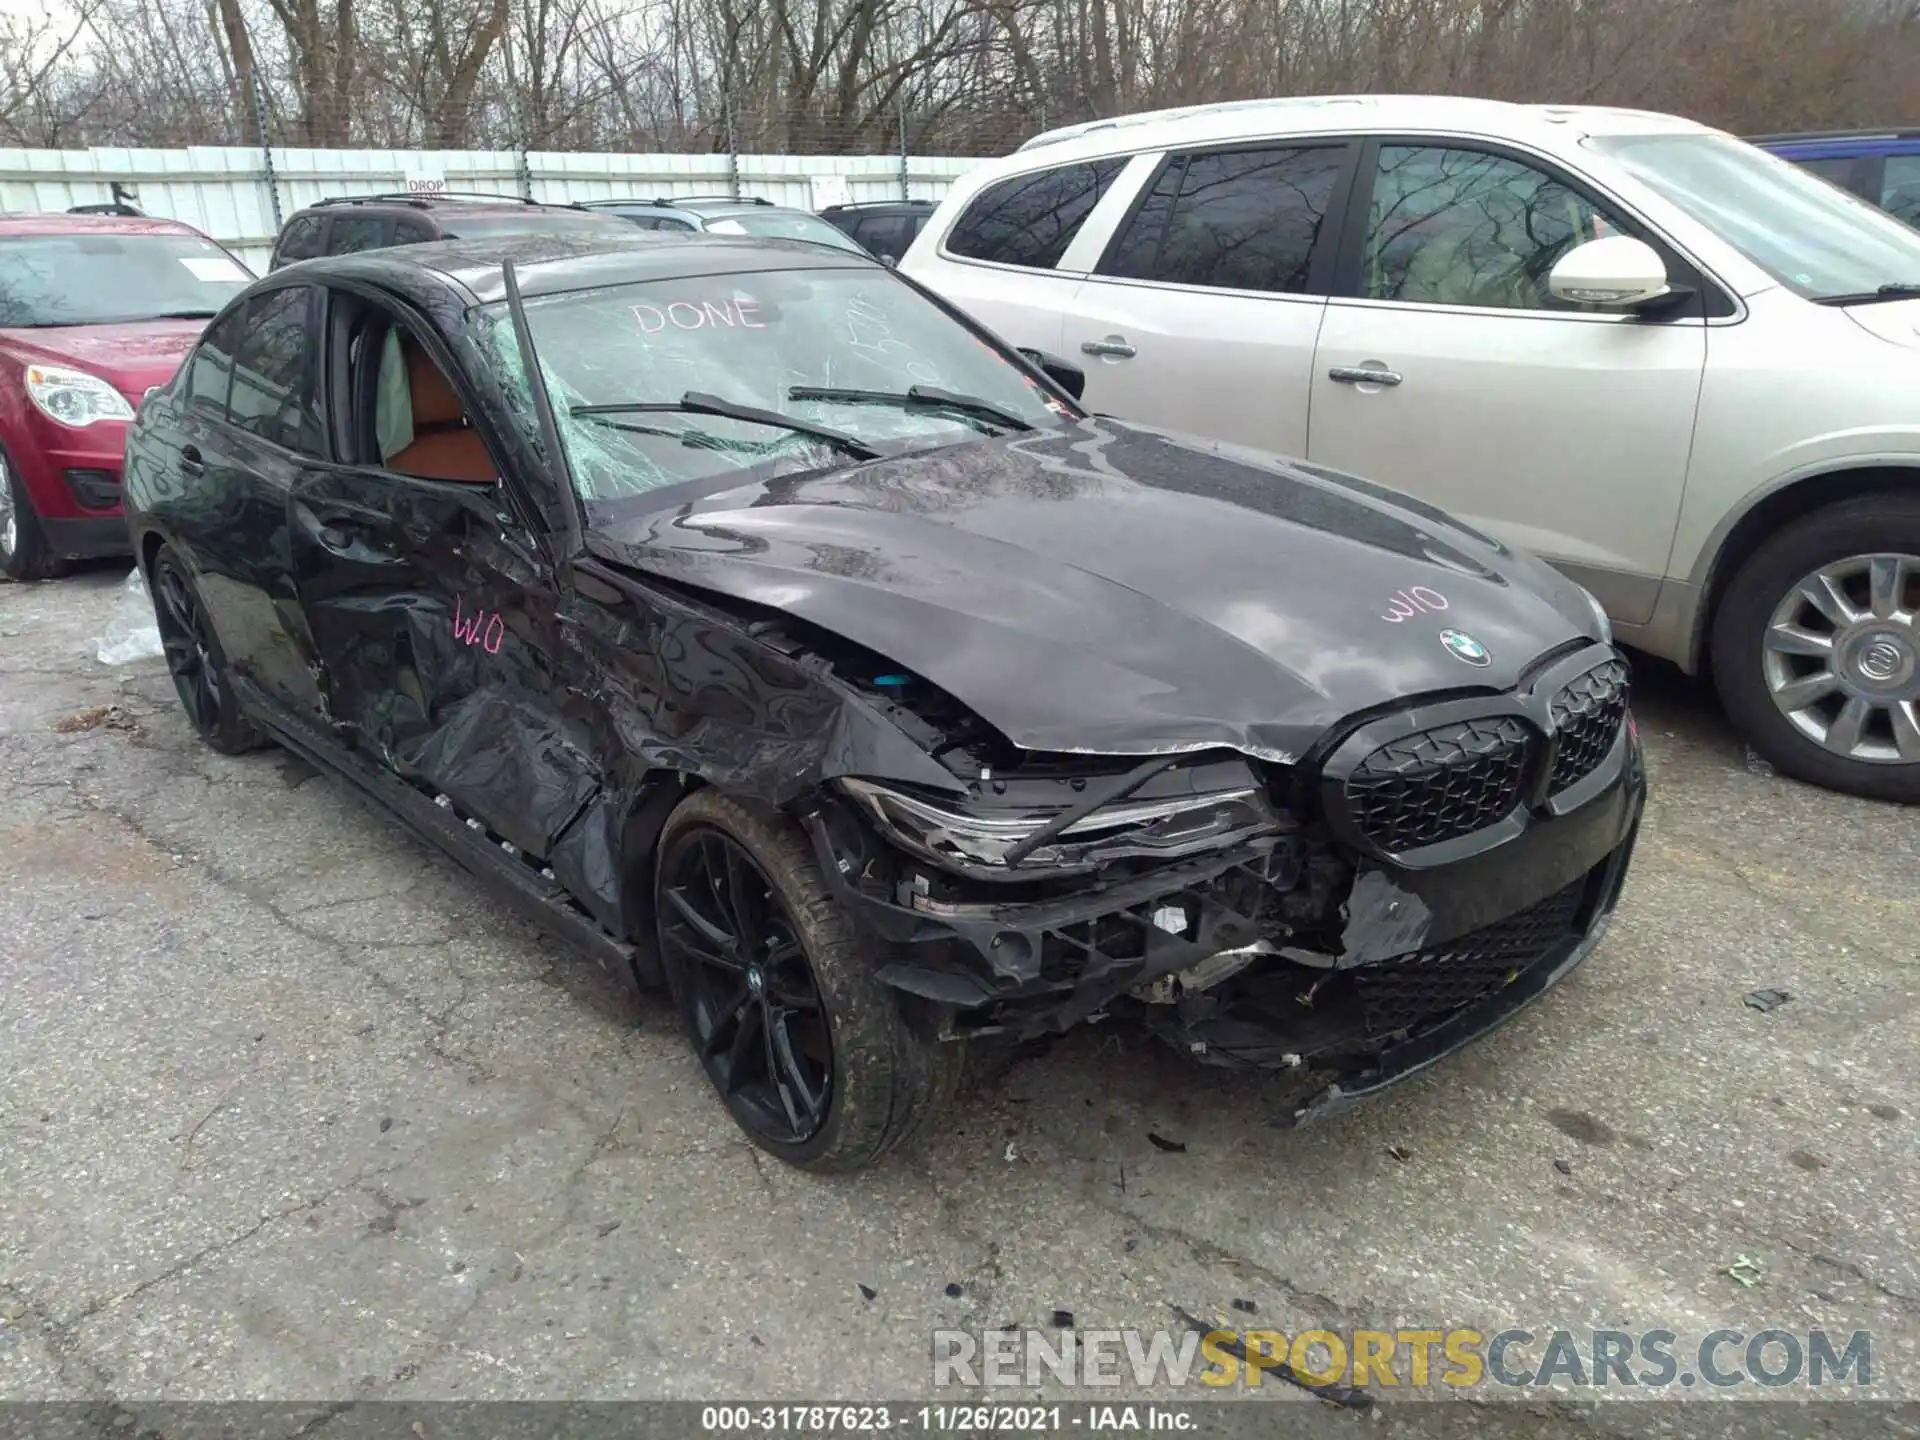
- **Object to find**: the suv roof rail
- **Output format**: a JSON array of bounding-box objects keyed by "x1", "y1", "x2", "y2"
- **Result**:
[
  {"x1": 660, "y1": 194, "x2": 773, "y2": 206},
  {"x1": 1746, "y1": 127, "x2": 1920, "y2": 143},
  {"x1": 310, "y1": 190, "x2": 542, "y2": 209},
  {"x1": 68, "y1": 202, "x2": 145, "y2": 216},
  {"x1": 820, "y1": 198, "x2": 935, "y2": 211}
]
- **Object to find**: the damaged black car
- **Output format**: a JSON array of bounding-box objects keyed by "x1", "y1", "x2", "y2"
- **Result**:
[{"x1": 123, "y1": 232, "x2": 1645, "y2": 1170}]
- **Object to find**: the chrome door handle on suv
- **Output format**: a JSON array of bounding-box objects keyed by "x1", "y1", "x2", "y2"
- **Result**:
[
  {"x1": 1081, "y1": 338, "x2": 1137, "y2": 359},
  {"x1": 1328, "y1": 365, "x2": 1402, "y2": 387}
]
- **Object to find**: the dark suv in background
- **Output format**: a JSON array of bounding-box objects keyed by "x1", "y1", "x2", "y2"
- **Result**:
[
  {"x1": 268, "y1": 192, "x2": 636, "y2": 270},
  {"x1": 1751, "y1": 129, "x2": 1920, "y2": 225},
  {"x1": 817, "y1": 199, "x2": 936, "y2": 264},
  {"x1": 576, "y1": 195, "x2": 871, "y2": 255}
]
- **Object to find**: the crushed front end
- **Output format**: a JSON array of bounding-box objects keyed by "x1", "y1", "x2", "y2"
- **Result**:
[{"x1": 804, "y1": 641, "x2": 1644, "y2": 1121}]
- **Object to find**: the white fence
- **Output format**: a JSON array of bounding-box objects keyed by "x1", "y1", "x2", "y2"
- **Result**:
[{"x1": 0, "y1": 146, "x2": 988, "y2": 273}]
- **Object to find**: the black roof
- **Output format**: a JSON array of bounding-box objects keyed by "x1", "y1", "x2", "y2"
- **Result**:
[{"x1": 308, "y1": 229, "x2": 879, "y2": 304}]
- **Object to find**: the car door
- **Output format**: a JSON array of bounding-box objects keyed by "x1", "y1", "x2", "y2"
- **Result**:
[
  {"x1": 168, "y1": 284, "x2": 332, "y2": 718},
  {"x1": 287, "y1": 290, "x2": 598, "y2": 864},
  {"x1": 909, "y1": 156, "x2": 1136, "y2": 357},
  {"x1": 1306, "y1": 139, "x2": 1710, "y2": 623},
  {"x1": 1059, "y1": 141, "x2": 1352, "y2": 458}
]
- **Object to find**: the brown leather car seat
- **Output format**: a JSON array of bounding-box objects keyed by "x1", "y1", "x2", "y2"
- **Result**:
[{"x1": 387, "y1": 339, "x2": 496, "y2": 483}]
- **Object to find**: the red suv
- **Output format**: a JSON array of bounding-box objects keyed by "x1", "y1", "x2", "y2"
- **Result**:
[{"x1": 0, "y1": 213, "x2": 250, "y2": 579}]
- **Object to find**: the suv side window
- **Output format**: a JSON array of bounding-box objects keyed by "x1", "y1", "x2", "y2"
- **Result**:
[
  {"x1": 394, "y1": 217, "x2": 435, "y2": 245},
  {"x1": 226, "y1": 286, "x2": 325, "y2": 456},
  {"x1": 1882, "y1": 154, "x2": 1920, "y2": 224},
  {"x1": 1099, "y1": 145, "x2": 1344, "y2": 293},
  {"x1": 946, "y1": 159, "x2": 1126, "y2": 269},
  {"x1": 328, "y1": 215, "x2": 391, "y2": 254},
  {"x1": 853, "y1": 214, "x2": 911, "y2": 261},
  {"x1": 186, "y1": 308, "x2": 244, "y2": 413},
  {"x1": 1359, "y1": 145, "x2": 1632, "y2": 311},
  {"x1": 1798, "y1": 156, "x2": 1859, "y2": 189},
  {"x1": 275, "y1": 214, "x2": 326, "y2": 267}
]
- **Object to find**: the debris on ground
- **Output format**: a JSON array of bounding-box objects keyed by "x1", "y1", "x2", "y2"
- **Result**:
[
  {"x1": 1743, "y1": 988, "x2": 1793, "y2": 1013},
  {"x1": 54, "y1": 703, "x2": 139, "y2": 735},
  {"x1": 1743, "y1": 746, "x2": 1776, "y2": 777},
  {"x1": 1385, "y1": 1143, "x2": 1411, "y2": 1162},
  {"x1": 1168, "y1": 1304, "x2": 1373, "y2": 1409},
  {"x1": 1554, "y1": 1158, "x2": 1574, "y2": 1176},
  {"x1": 1051, "y1": 1308, "x2": 1074, "y2": 1328},
  {"x1": 1231, "y1": 1297, "x2": 1258, "y2": 1314},
  {"x1": 1003, "y1": 1141, "x2": 1018, "y2": 1163},
  {"x1": 1147, "y1": 1132, "x2": 1186, "y2": 1153},
  {"x1": 857, "y1": 1283, "x2": 876, "y2": 1301},
  {"x1": 944, "y1": 1283, "x2": 963, "y2": 1299},
  {"x1": 1725, "y1": 1255, "x2": 1764, "y2": 1288},
  {"x1": 94, "y1": 568, "x2": 164, "y2": 665}
]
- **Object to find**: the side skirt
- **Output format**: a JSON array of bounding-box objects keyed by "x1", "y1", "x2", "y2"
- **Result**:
[{"x1": 230, "y1": 676, "x2": 641, "y2": 984}]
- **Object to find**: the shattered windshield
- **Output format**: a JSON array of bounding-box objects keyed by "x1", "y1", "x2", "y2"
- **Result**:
[{"x1": 482, "y1": 265, "x2": 1071, "y2": 504}]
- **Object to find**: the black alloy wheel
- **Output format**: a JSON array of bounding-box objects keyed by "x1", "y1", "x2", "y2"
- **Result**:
[
  {"x1": 653, "y1": 789, "x2": 961, "y2": 1170},
  {"x1": 150, "y1": 545, "x2": 262, "y2": 754},
  {"x1": 659, "y1": 825, "x2": 833, "y2": 1146}
]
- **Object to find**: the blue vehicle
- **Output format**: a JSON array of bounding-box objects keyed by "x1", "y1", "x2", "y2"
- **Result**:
[{"x1": 1750, "y1": 129, "x2": 1920, "y2": 225}]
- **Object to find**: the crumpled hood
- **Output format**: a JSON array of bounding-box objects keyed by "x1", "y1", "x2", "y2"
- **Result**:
[
  {"x1": 0, "y1": 319, "x2": 207, "y2": 396},
  {"x1": 590, "y1": 419, "x2": 1601, "y2": 762}
]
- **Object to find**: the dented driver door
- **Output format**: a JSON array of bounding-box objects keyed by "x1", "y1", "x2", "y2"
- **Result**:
[{"x1": 286, "y1": 464, "x2": 601, "y2": 863}]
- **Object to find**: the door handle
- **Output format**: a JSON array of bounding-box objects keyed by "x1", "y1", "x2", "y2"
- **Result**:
[
  {"x1": 1080, "y1": 337, "x2": 1137, "y2": 359},
  {"x1": 295, "y1": 502, "x2": 401, "y2": 563},
  {"x1": 177, "y1": 445, "x2": 205, "y2": 477},
  {"x1": 1328, "y1": 365, "x2": 1402, "y2": 387}
]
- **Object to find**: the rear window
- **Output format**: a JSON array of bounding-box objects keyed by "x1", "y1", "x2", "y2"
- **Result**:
[
  {"x1": 0, "y1": 232, "x2": 250, "y2": 327},
  {"x1": 945, "y1": 160, "x2": 1127, "y2": 270}
]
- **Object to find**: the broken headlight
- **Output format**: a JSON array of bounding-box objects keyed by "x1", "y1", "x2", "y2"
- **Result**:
[{"x1": 837, "y1": 776, "x2": 1282, "y2": 877}]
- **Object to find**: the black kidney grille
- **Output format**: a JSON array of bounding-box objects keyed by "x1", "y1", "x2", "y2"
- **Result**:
[
  {"x1": 1344, "y1": 715, "x2": 1532, "y2": 852},
  {"x1": 1352, "y1": 876, "x2": 1588, "y2": 1038},
  {"x1": 1548, "y1": 659, "x2": 1629, "y2": 793}
]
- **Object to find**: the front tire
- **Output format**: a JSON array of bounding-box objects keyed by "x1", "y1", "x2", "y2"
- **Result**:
[
  {"x1": 1711, "y1": 496, "x2": 1920, "y2": 803},
  {"x1": 0, "y1": 446, "x2": 66, "y2": 582},
  {"x1": 149, "y1": 544, "x2": 264, "y2": 755},
  {"x1": 654, "y1": 789, "x2": 960, "y2": 1171}
]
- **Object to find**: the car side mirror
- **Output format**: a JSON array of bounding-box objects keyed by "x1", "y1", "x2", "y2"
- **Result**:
[
  {"x1": 1017, "y1": 347, "x2": 1086, "y2": 402},
  {"x1": 1547, "y1": 236, "x2": 1671, "y2": 309}
]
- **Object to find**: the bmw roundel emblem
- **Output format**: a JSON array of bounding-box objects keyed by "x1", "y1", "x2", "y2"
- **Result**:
[{"x1": 1440, "y1": 628, "x2": 1491, "y2": 667}]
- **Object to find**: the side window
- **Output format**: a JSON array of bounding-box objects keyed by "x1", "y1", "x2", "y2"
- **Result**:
[
  {"x1": 186, "y1": 309, "x2": 243, "y2": 413},
  {"x1": 393, "y1": 217, "x2": 434, "y2": 245},
  {"x1": 275, "y1": 214, "x2": 325, "y2": 266},
  {"x1": 226, "y1": 286, "x2": 325, "y2": 456},
  {"x1": 1882, "y1": 154, "x2": 1920, "y2": 224},
  {"x1": 854, "y1": 214, "x2": 911, "y2": 261},
  {"x1": 327, "y1": 215, "x2": 391, "y2": 254},
  {"x1": 1099, "y1": 145, "x2": 1344, "y2": 293},
  {"x1": 1796, "y1": 156, "x2": 1858, "y2": 189},
  {"x1": 945, "y1": 159, "x2": 1126, "y2": 270},
  {"x1": 1360, "y1": 145, "x2": 1631, "y2": 311}
]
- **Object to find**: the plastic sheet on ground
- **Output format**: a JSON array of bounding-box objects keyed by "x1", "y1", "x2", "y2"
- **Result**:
[{"x1": 95, "y1": 568, "x2": 164, "y2": 665}]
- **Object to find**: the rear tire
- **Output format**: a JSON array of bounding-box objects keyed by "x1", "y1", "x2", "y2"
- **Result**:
[
  {"x1": 0, "y1": 446, "x2": 66, "y2": 582},
  {"x1": 654, "y1": 789, "x2": 961, "y2": 1171},
  {"x1": 150, "y1": 544, "x2": 265, "y2": 755},
  {"x1": 1711, "y1": 495, "x2": 1920, "y2": 803}
]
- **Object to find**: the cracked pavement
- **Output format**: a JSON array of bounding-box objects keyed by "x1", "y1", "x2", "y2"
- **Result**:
[{"x1": 2, "y1": 565, "x2": 1917, "y2": 1404}]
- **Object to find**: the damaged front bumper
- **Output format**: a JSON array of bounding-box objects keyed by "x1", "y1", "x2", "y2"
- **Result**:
[{"x1": 807, "y1": 654, "x2": 1647, "y2": 1115}]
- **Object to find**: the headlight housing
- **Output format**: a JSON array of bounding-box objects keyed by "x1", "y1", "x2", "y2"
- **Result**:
[
  {"x1": 25, "y1": 365, "x2": 136, "y2": 427},
  {"x1": 838, "y1": 774, "x2": 1282, "y2": 878},
  {"x1": 1577, "y1": 584, "x2": 1613, "y2": 645}
]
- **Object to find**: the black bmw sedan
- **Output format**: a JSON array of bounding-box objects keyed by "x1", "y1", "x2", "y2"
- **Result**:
[{"x1": 123, "y1": 232, "x2": 1644, "y2": 1170}]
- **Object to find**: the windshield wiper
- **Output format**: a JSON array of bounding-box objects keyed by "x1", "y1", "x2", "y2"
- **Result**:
[
  {"x1": 788, "y1": 384, "x2": 1035, "y2": 434},
  {"x1": 1812, "y1": 282, "x2": 1920, "y2": 306},
  {"x1": 570, "y1": 391, "x2": 880, "y2": 460}
]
